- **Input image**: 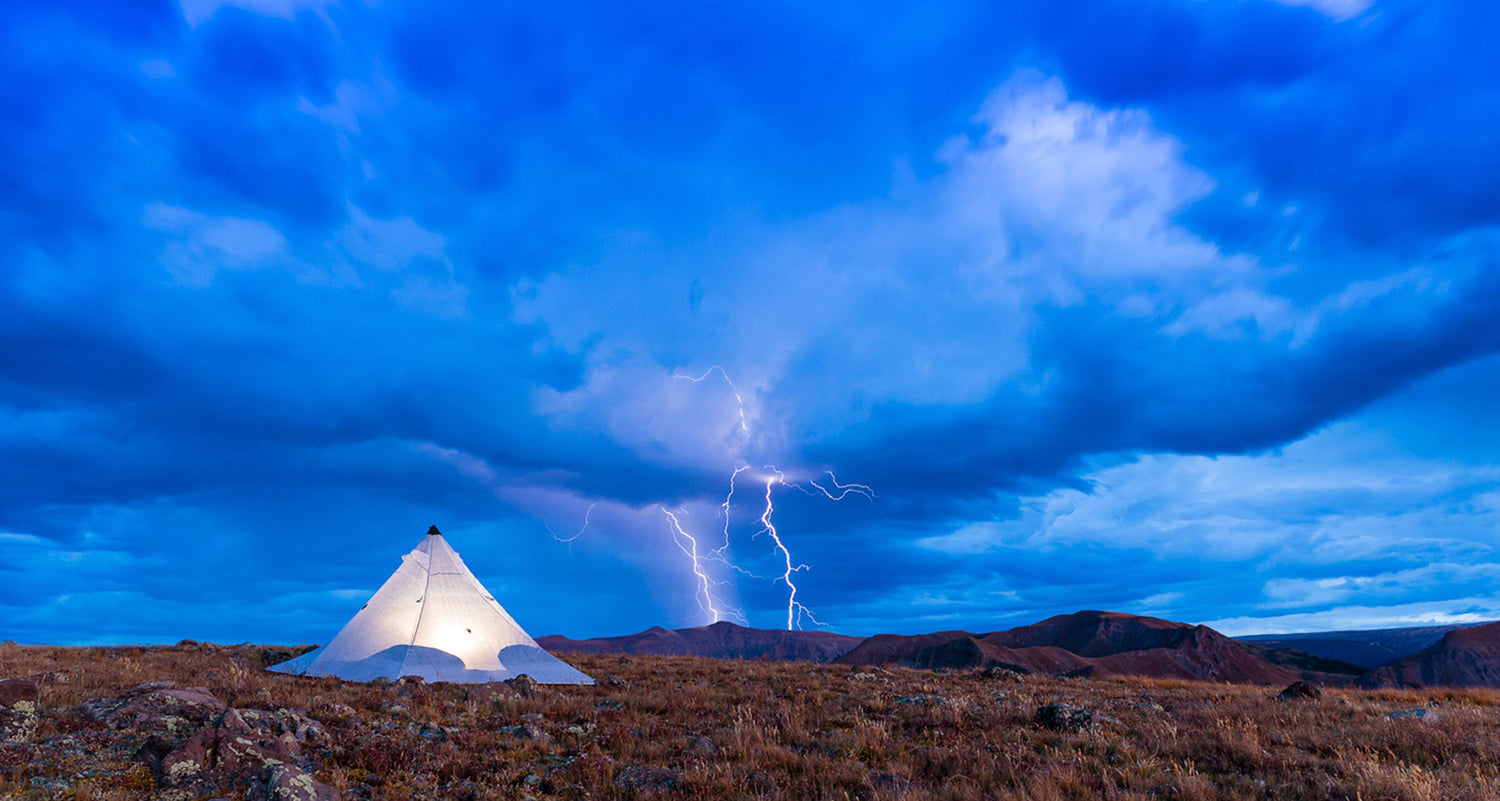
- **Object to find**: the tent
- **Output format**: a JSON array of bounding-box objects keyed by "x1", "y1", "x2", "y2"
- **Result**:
[{"x1": 268, "y1": 526, "x2": 594, "y2": 684}]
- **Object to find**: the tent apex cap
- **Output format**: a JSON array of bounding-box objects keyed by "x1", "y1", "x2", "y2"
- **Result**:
[{"x1": 427, "y1": 525, "x2": 442, "y2": 536}]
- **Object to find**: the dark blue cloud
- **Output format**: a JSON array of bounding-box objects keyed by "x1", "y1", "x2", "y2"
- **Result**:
[{"x1": 3, "y1": 0, "x2": 1499, "y2": 644}]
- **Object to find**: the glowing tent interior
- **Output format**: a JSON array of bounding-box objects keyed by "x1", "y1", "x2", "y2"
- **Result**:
[{"x1": 268, "y1": 526, "x2": 594, "y2": 684}]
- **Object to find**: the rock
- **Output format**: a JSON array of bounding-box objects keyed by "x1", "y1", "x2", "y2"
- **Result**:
[
  {"x1": 426, "y1": 681, "x2": 468, "y2": 703},
  {"x1": 466, "y1": 683, "x2": 518, "y2": 705},
  {"x1": 214, "y1": 728, "x2": 299, "y2": 778},
  {"x1": 377, "y1": 701, "x2": 411, "y2": 719},
  {"x1": 498, "y1": 722, "x2": 550, "y2": 742},
  {"x1": 124, "y1": 680, "x2": 179, "y2": 696},
  {"x1": 690, "y1": 735, "x2": 716, "y2": 755},
  {"x1": 1386, "y1": 708, "x2": 1439, "y2": 721},
  {"x1": 238, "y1": 709, "x2": 330, "y2": 746},
  {"x1": 873, "y1": 773, "x2": 913, "y2": 794},
  {"x1": 82, "y1": 684, "x2": 226, "y2": 736},
  {"x1": 133, "y1": 734, "x2": 176, "y2": 769},
  {"x1": 155, "y1": 726, "x2": 215, "y2": 787},
  {"x1": 27, "y1": 670, "x2": 69, "y2": 686},
  {"x1": 505, "y1": 674, "x2": 541, "y2": 696},
  {"x1": 1036, "y1": 702, "x2": 1093, "y2": 731},
  {"x1": 1277, "y1": 681, "x2": 1321, "y2": 700},
  {"x1": 315, "y1": 703, "x2": 356, "y2": 723},
  {"x1": 264, "y1": 763, "x2": 339, "y2": 801},
  {"x1": 0, "y1": 679, "x2": 40, "y2": 742},
  {"x1": 614, "y1": 765, "x2": 679, "y2": 792},
  {"x1": 0, "y1": 679, "x2": 38, "y2": 708},
  {"x1": 605, "y1": 674, "x2": 630, "y2": 687},
  {"x1": 895, "y1": 694, "x2": 944, "y2": 705},
  {"x1": 135, "y1": 705, "x2": 324, "y2": 797}
]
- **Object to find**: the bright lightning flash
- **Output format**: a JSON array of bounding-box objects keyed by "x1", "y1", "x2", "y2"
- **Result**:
[
  {"x1": 538, "y1": 367, "x2": 871, "y2": 631},
  {"x1": 757, "y1": 469, "x2": 812, "y2": 630},
  {"x1": 660, "y1": 506, "x2": 723, "y2": 624}
]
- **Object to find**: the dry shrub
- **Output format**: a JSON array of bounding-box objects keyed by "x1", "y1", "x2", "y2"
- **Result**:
[{"x1": 3, "y1": 644, "x2": 1500, "y2": 799}]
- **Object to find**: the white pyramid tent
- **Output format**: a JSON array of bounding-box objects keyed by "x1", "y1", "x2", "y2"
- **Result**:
[{"x1": 269, "y1": 526, "x2": 593, "y2": 684}]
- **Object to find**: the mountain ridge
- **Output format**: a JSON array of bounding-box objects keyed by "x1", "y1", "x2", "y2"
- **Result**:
[{"x1": 540, "y1": 611, "x2": 1500, "y2": 688}]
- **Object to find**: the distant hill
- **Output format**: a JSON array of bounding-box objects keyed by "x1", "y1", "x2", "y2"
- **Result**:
[
  {"x1": 536, "y1": 620, "x2": 861, "y2": 664},
  {"x1": 836, "y1": 610, "x2": 1364, "y2": 685},
  {"x1": 1360, "y1": 621, "x2": 1500, "y2": 689},
  {"x1": 1236, "y1": 622, "x2": 1494, "y2": 670},
  {"x1": 540, "y1": 612, "x2": 1500, "y2": 689}
]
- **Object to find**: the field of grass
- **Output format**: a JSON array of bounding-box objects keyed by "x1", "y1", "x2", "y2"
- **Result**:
[{"x1": 3, "y1": 641, "x2": 1500, "y2": 799}]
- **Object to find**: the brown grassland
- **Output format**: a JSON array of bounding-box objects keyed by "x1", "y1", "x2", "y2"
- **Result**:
[{"x1": 3, "y1": 641, "x2": 1500, "y2": 800}]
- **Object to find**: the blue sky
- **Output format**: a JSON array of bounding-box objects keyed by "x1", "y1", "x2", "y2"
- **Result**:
[{"x1": 4, "y1": 0, "x2": 1499, "y2": 645}]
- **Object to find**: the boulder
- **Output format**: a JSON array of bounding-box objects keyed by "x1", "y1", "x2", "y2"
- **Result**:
[
  {"x1": 238, "y1": 709, "x2": 330, "y2": 746},
  {"x1": 136, "y1": 706, "x2": 335, "y2": 799},
  {"x1": 497, "y1": 721, "x2": 550, "y2": 742},
  {"x1": 393, "y1": 676, "x2": 425, "y2": 699},
  {"x1": 465, "y1": 683, "x2": 517, "y2": 705},
  {"x1": 81, "y1": 683, "x2": 226, "y2": 737},
  {"x1": 1277, "y1": 681, "x2": 1321, "y2": 701},
  {"x1": 614, "y1": 765, "x2": 679, "y2": 792},
  {"x1": 1035, "y1": 702, "x2": 1093, "y2": 731},
  {"x1": 264, "y1": 763, "x2": 339, "y2": 801},
  {"x1": 0, "y1": 679, "x2": 38, "y2": 708},
  {"x1": 0, "y1": 679, "x2": 40, "y2": 742},
  {"x1": 505, "y1": 674, "x2": 541, "y2": 696}
]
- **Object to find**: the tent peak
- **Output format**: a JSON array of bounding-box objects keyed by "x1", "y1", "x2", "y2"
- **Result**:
[{"x1": 427, "y1": 525, "x2": 442, "y2": 536}]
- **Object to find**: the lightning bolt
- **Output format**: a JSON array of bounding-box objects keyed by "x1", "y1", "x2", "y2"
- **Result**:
[
  {"x1": 795, "y1": 472, "x2": 876, "y2": 501},
  {"x1": 706, "y1": 465, "x2": 771, "y2": 582},
  {"x1": 669, "y1": 366, "x2": 876, "y2": 630},
  {"x1": 660, "y1": 506, "x2": 724, "y2": 624},
  {"x1": 545, "y1": 502, "x2": 597, "y2": 545},
  {"x1": 758, "y1": 469, "x2": 808, "y2": 630},
  {"x1": 674, "y1": 365, "x2": 749, "y2": 433}
]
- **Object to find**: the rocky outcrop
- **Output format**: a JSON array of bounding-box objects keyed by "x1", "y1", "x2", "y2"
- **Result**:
[
  {"x1": 73, "y1": 682, "x2": 341, "y2": 799},
  {"x1": 0, "y1": 679, "x2": 39, "y2": 742},
  {"x1": 1035, "y1": 702, "x2": 1092, "y2": 731},
  {"x1": 1277, "y1": 681, "x2": 1321, "y2": 700},
  {"x1": 81, "y1": 680, "x2": 227, "y2": 737}
]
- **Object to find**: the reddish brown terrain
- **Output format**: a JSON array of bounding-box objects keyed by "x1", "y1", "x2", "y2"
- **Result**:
[
  {"x1": 1362, "y1": 621, "x2": 1500, "y2": 689},
  {"x1": 540, "y1": 612, "x2": 1500, "y2": 690},
  {"x1": 536, "y1": 620, "x2": 861, "y2": 664},
  {"x1": 837, "y1": 611, "x2": 1365, "y2": 685},
  {"x1": 7, "y1": 641, "x2": 1500, "y2": 799}
]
